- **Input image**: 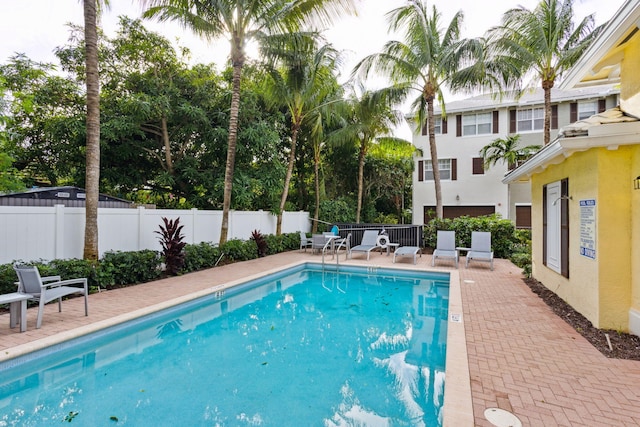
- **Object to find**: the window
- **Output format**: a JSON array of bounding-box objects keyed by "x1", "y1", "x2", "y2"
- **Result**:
[
  {"x1": 418, "y1": 159, "x2": 457, "y2": 181},
  {"x1": 433, "y1": 117, "x2": 442, "y2": 134},
  {"x1": 462, "y1": 113, "x2": 492, "y2": 136},
  {"x1": 424, "y1": 159, "x2": 451, "y2": 180},
  {"x1": 517, "y1": 108, "x2": 544, "y2": 132},
  {"x1": 578, "y1": 101, "x2": 597, "y2": 120},
  {"x1": 472, "y1": 158, "x2": 485, "y2": 175},
  {"x1": 422, "y1": 116, "x2": 447, "y2": 135}
]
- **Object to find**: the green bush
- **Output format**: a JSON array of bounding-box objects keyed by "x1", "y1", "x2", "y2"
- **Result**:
[
  {"x1": 182, "y1": 242, "x2": 222, "y2": 273},
  {"x1": 509, "y1": 228, "x2": 532, "y2": 277},
  {"x1": 49, "y1": 259, "x2": 100, "y2": 292},
  {"x1": 98, "y1": 250, "x2": 162, "y2": 289},
  {"x1": 219, "y1": 239, "x2": 257, "y2": 262},
  {"x1": 424, "y1": 214, "x2": 516, "y2": 258}
]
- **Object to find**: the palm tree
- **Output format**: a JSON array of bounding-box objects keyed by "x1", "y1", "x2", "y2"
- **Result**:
[
  {"x1": 488, "y1": 0, "x2": 601, "y2": 146},
  {"x1": 330, "y1": 87, "x2": 404, "y2": 223},
  {"x1": 264, "y1": 43, "x2": 343, "y2": 235},
  {"x1": 480, "y1": 134, "x2": 541, "y2": 170},
  {"x1": 83, "y1": 0, "x2": 106, "y2": 261},
  {"x1": 143, "y1": 0, "x2": 356, "y2": 244},
  {"x1": 353, "y1": 1, "x2": 481, "y2": 220}
]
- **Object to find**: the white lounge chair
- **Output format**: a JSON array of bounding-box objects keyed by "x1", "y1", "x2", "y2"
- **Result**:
[
  {"x1": 393, "y1": 246, "x2": 422, "y2": 264},
  {"x1": 432, "y1": 230, "x2": 458, "y2": 268},
  {"x1": 13, "y1": 264, "x2": 89, "y2": 329},
  {"x1": 348, "y1": 230, "x2": 380, "y2": 260},
  {"x1": 466, "y1": 231, "x2": 494, "y2": 270}
]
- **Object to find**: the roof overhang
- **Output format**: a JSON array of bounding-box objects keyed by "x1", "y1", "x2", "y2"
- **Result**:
[
  {"x1": 560, "y1": 0, "x2": 640, "y2": 89},
  {"x1": 502, "y1": 120, "x2": 640, "y2": 184}
]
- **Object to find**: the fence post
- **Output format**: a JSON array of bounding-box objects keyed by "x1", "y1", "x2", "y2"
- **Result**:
[
  {"x1": 54, "y1": 204, "x2": 65, "y2": 259},
  {"x1": 191, "y1": 208, "x2": 197, "y2": 244},
  {"x1": 137, "y1": 206, "x2": 146, "y2": 252}
]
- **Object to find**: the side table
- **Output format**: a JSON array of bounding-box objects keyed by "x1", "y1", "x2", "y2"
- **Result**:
[{"x1": 0, "y1": 292, "x2": 32, "y2": 332}]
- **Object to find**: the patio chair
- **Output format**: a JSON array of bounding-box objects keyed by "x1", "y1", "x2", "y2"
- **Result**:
[
  {"x1": 299, "y1": 231, "x2": 313, "y2": 252},
  {"x1": 432, "y1": 230, "x2": 458, "y2": 268},
  {"x1": 334, "y1": 232, "x2": 352, "y2": 256},
  {"x1": 466, "y1": 231, "x2": 494, "y2": 270},
  {"x1": 311, "y1": 234, "x2": 328, "y2": 255},
  {"x1": 13, "y1": 264, "x2": 89, "y2": 329},
  {"x1": 348, "y1": 230, "x2": 380, "y2": 260}
]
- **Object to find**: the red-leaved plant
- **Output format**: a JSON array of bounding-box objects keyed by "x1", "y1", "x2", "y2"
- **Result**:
[
  {"x1": 250, "y1": 229, "x2": 268, "y2": 258},
  {"x1": 155, "y1": 217, "x2": 186, "y2": 275}
]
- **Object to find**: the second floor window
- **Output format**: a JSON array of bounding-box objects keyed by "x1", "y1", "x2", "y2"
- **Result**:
[
  {"x1": 462, "y1": 113, "x2": 492, "y2": 136},
  {"x1": 433, "y1": 117, "x2": 443, "y2": 134},
  {"x1": 424, "y1": 159, "x2": 452, "y2": 180},
  {"x1": 517, "y1": 108, "x2": 544, "y2": 132},
  {"x1": 578, "y1": 101, "x2": 597, "y2": 120}
]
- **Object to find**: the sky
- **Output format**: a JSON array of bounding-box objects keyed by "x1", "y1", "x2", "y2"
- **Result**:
[{"x1": 0, "y1": 0, "x2": 626, "y2": 139}]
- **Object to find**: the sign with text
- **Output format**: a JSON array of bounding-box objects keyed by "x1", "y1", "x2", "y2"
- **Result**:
[{"x1": 579, "y1": 199, "x2": 596, "y2": 259}]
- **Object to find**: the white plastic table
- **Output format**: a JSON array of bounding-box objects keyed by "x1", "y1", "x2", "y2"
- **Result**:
[{"x1": 0, "y1": 292, "x2": 31, "y2": 332}]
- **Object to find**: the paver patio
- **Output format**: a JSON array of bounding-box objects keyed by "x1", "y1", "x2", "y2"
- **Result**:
[{"x1": 1, "y1": 250, "x2": 639, "y2": 426}]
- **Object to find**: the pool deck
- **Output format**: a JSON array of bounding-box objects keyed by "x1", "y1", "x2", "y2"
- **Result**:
[{"x1": 1, "y1": 250, "x2": 640, "y2": 426}]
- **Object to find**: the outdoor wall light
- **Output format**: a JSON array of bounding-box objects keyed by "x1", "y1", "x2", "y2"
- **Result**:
[{"x1": 635, "y1": 176, "x2": 640, "y2": 190}]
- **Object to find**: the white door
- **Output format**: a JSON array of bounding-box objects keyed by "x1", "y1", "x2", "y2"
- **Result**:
[{"x1": 546, "y1": 181, "x2": 561, "y2": 274}]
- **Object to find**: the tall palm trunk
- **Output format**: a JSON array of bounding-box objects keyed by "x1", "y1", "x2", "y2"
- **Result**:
[
  {"x1": 542, "y1": 79, "x2": 553, "y2": 146},
  {"x1": 313, "y1": 145, "x2": 321, "y2": 233},
  {"x1": 83, "y1": 0, "x2": 100, "y2": 261},
  {"x1": 427, "y1": 95, "x2": 443, "y2": 219},
  {"x1": 355, "y1": 139, "x2": 366, "y2": 223},
  {"x1": 276, "y1": 124, "x2": 299, "y2": 235},
  {"x1": 220, "y1": 59, "x2": 243, "y2": 244}
]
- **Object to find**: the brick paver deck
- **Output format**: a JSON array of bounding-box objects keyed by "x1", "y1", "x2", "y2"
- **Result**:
[{"x1": 1, "y1": 251, "x2": 639, "y2": 426}]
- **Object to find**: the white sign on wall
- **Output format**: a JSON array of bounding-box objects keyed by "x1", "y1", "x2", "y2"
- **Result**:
[{"x1": 579, "y1": 199, "x2": 596, "y2": 259}]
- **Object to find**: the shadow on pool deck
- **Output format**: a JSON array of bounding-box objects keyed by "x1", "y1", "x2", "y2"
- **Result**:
[{"x1": 1, "y1": 250, "x2": 639, "y2": 426}]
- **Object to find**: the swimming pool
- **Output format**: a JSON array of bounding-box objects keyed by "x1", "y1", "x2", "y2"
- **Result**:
[{"x1": 0, "y1": 264, "x2": 450, "y2": 426}]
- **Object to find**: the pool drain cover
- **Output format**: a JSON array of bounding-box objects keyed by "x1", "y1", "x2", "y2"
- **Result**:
[{"x1": 484, "y1": 408, "x2": 522, "y2": 427}]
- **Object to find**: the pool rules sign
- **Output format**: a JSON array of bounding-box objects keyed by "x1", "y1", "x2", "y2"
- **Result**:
[{"x1": 580, "y1": 199, "x2": 596, "y2": 259}]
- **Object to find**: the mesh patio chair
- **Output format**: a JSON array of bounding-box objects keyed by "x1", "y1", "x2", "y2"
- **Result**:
[{"x1": 13, "y1": 264, "x2": 89, "y2": 329}]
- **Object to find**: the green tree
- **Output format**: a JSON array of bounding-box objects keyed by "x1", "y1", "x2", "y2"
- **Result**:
[
  {"x1": 143, "y1": 0, "x2": 356, "y2": 244},
  {"x1": 0, "y1": 153, "x2": 24, "y2": 192},
  {"x1": 263, "y1": 42, "x2": 343, "y2": 234},
  {"x1": 0, "y1": 56, "x2": 85, "y2": 186},
  {"x1": 367, "y1": 138, "x2": 417, "y2": 223},
  {"x1": 330, "y1": 87, "x2": 404, "y2": 223},
  {"x1": 354, "y1": 1, "x2": 481, "y2": 220},
  {"x1": 479, "y1": 134, "x2": 541, "y2": 170},
  {"x1": 488, "y1": 0, "x2": 601, "y2": 145}
]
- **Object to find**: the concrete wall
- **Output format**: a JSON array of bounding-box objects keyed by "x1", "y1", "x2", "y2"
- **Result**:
[{"x1": 531, "y1": 147, "x2": 637, "y2": 331}]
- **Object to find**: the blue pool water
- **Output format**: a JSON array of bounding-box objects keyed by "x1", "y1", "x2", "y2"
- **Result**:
[{"x1": 0, "y1": 264, "x2": 450, "y2": 426}]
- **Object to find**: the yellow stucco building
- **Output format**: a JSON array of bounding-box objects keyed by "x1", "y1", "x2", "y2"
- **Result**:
[{"x1": 504, "y1": 0, "x2": 640, "y2": 335}]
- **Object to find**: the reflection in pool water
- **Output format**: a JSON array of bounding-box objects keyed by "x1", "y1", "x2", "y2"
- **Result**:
[{"x1": 0, "y1": 265, "x2": 449, "y2": 426}]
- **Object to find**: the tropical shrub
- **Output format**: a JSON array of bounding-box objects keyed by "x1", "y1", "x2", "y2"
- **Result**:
[
  {"x1": 250, "y1": 229, "x2": 268, "y2": 258},
  {"x1": 155, "y1": 217, "x2": 187, "y2": 276},
  {"x1": 424, "y1": 214, "x2": 516, "y2": 258},
  {"x1": 182, "y1": 242, "x2": 222, "y2": 273},
  {"x1": 98, "y1": 250, "x2": 162, "y2": 289}
]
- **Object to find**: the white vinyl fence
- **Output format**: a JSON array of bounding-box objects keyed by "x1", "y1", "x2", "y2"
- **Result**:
[{"x1": 0, "y1": 206, "x2": 310, "y2": 264}]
